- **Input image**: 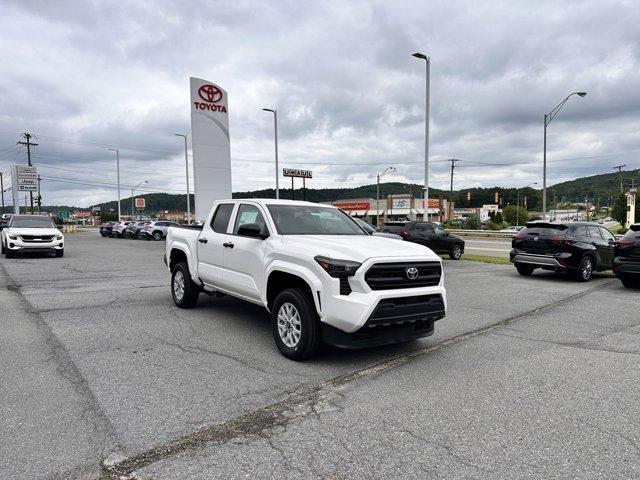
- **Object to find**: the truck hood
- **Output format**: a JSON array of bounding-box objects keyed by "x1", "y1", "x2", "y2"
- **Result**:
[
  {"x1": 280, "y1": 235, "x2": 440, "y2": 263},
  {"x1": 7, "y1": 227, "x2": 61, "y2": 236}
]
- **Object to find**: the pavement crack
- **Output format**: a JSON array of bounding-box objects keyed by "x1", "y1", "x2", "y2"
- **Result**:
[
  {"x1": 100, "y1": 279, "x2": 616, "y2": 478},
  {"x1": 494, "y1": 332, "x2": 640, "y2": 357}
]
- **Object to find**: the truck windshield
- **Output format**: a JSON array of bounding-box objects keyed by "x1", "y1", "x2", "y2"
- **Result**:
[
  {"x1": 10, "y1": 216, "x2": 55, "y2": 228},
  {"x1": 267, "y1": 205, "x2": 366, "y2": 235}
]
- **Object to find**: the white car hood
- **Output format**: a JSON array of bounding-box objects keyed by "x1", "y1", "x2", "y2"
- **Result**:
[
  {"x1": 280, "y1": 235, "x2": 440, "y2": 263},
  {"x1": 7, "y1": 227, "x2": 61, "y2": 236}
]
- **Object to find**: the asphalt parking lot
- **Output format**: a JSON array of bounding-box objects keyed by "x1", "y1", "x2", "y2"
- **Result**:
[{"x1": 1, "y1": 232, "x2": 639, "y2": 479}]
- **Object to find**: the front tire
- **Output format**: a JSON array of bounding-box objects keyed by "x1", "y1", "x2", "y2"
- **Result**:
[
  {"x1": 575, "y1": 255, "x2": 594, "y2": 282},
  {"x1": 55, "y1": 249, "x2": 64, "y2": 258},
  {"x1": 6, "y1": 248, "x2": 14, "y2": 258},
  {"x1": 171, "y1": 262, "x2": 199, "y2": 308},
  {"x1": 449, "y1": 243, "x2": 463, "y2": 260},
  {"x1": 152, "y1": 231, "x2": 162, "y2": 241},
  {"x1": 271, "y1": 288, "x2": 322, "y2": 361}
]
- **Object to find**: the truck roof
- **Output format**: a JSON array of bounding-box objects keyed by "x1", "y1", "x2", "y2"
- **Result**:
[{"x1": 222, "y1": 199, "x2": 335, "y2": 208}]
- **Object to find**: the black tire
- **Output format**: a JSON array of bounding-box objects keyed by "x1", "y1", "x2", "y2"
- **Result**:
[
  {"x1": 171, "y1": 261, "x2": 199, "y2": 308},
  {"x1": 1, "y1": 240, "x2": 4, "y2": 254},
  {"x1": 449, "y1": 243, "x2": 463, "y2": 260},
  {"x1": 6, "y1": 249, "x2": 14, "y2": 258},
  {"x1": 55, "y1": 249, "x2": 64, "y2": 258},
  {"x1": 620, "y1": 277, "x2": 640, "y2": 289},
  {"x1": 152, "y1": 231, "x2": 162, "y2": 241},
  {"x1": 101, "y1": 233, "x2": 107, "y2": 237},
  {"x1": 516, "y1": 263, "x2": 535, "y2": 276},
  {"x1": 271, "y1": 288, "x2": 322, "y2": 361},
  {"x1": 575, "y1": 255, "x2": 594, "y2": 282}
]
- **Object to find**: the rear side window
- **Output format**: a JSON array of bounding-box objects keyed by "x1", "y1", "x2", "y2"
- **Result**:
[
  {"x1": 522, "y1": 225, "x2": 569, "y2": 236},
  {"x1": 382, "y1": 223, "x2": 405, "y2": 233},
  {"x1": 211, "y1": 204, "x2": 234, "y2": 233},
  {"x1": 599, "y1": 227, "x2": 616, "y2": 242},
  {"x1": 587, "y1": 225, "x2": 603, "y2": 239}
]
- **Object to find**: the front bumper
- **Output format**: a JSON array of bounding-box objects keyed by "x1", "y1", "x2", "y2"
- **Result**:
[
  {"x1": 6, "y1": 237, "x2": 64, "y2": 251},
  {"x1": 318, "y1": 256, "x2": 447, "y2": 347},
  {"x1": 613, "y1": 257, "x2": 640, "y2": 278}
]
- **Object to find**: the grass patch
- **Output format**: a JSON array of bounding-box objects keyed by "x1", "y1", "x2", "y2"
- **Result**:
[{"x1": 459, "y1": 253, "x2": 511, "y2": 265}]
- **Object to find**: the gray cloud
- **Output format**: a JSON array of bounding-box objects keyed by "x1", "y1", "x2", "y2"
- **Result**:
[{"x1": 1, "y1": 0, "x2": 639, "y2": 206}]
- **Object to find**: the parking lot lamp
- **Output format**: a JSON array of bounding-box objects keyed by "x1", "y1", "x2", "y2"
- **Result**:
[
  {"x1": 262, "y1": 108, "x2": 279, "y2": 199},
  {"x1": 174, "y1": 134, "x2": 191, "y2": 224},
  {"x1": 131, "y1": 180, "x2": 147, "y2": 219},
  {"x1": 376, "y1": 166, "x2": 396, "y2": 227},
  {"x1": 412, "y1": 52, "x2": 430, "y2": 220},
  {"x1": 516, "y1": 182, "x2": 537, "y2": 229},
  {"x1": 108, "y1": 148, "x2": 121, "y2": 221},
  {"x1": 543, "y1": 92, "x2": 587, "y2": 220}
]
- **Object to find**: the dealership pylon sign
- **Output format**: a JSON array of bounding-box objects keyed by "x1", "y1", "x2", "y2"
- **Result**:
[
  {"x1": 190, "y1": 77, "x2": 232, "y2": 221},
  {"x1": 10, "y1": 164, "x2": 38, "y2": 214}
]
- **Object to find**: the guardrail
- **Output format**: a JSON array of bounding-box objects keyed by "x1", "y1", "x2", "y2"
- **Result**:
[{"x1": 450, "y1": 229, "x2": 515, "y2": 238}]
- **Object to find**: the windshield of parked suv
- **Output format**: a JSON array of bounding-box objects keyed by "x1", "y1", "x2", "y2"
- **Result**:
[
  {"x1": 267, "y1": 205, "x2": 366, "y2": 235},
  {"x1": 10, "y1": 216, "x2": 55, "y2": 228}
]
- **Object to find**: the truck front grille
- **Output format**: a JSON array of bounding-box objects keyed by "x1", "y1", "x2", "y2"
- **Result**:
[
  {"x1": 366, "y1": 294, "x2": 445, "y2": 328},
  {"x1": 365, "y1": 261, "x2": 441, "y2": 290}
]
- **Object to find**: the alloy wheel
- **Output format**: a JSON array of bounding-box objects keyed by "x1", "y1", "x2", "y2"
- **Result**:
[
  {"x1": 173, "y1": 270, "x2": 185, "y2": 301},
  {"x1": 277, "y1": 302, "x2": 302, "y2": 348}
]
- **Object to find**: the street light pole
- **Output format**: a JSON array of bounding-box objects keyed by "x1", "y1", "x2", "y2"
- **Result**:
[
  {"x1": 516, "y1": 182, "x2": 537, "y2": 229},
  {"x1": 376, "y1": 166, "x2": 395, "y2": 227},
  {"x1": 262, "y1": 109, "x2": 279, "y2": 199},
  {"x1": 108, "y1": 148, "x2": 121, "y2": 221},
  {"x1": 174, "y1": 134, "x2": 191, "y2": 223},
  {"x1": 542, "y1": 91, "x2": 587, "y2": 220},
  {"x1": 412, "y1": 52, "x2": 430, "y2": 221}
]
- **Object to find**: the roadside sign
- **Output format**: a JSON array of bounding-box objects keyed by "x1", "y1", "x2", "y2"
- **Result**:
[
  {"x1": 12, "y1": 165, "x2": 38, "y2": 192},
  {"x1": 58, "y1": 210, "x2": 70, "y2": 220},
  {"x1": 135, "y1": 198, "x2": 146, "y2": 209},
  {"x1": 283, "y1": 168, "x2": 312, "y2": 179}
]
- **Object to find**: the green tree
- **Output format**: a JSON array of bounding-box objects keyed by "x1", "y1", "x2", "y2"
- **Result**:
[
  {"x1": 611, "y1": 193, "x2": 627, "y2": 224},
  {"x1": 465, "y1": 214, "x2": 481, "y2": 230},
  {"x1": 100, "y1": 212, "x2": 118, "y2": 222},
  {"x1": 502, "y1": 205, "x2": 528, "y2": 226}
]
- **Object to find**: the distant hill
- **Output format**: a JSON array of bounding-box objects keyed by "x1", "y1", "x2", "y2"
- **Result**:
[{"x1": 33, "y1": 168, "x2": 640, "y2": 213}]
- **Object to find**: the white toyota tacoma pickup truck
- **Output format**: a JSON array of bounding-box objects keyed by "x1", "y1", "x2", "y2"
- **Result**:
[
  {"x1": 1, "y1": 214, "x2": 64, "y2": 258},
  {"x1": 165, "y1": 199, "x2": 447, "y2": 360}
]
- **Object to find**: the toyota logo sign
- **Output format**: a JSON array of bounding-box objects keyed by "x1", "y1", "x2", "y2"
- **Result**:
[
  {"x1": 405, "y1": 267, "x2": 419, "y2": 280},
  {"x1": 198, "y1": 84, "x2": 223, "y2": 103}
]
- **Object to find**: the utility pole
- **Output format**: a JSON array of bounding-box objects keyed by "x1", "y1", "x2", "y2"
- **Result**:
[
  {"x1": 17, "y1": 132, "x2": 38, "y2": 213},
  {"x1": 0, "y1": 172, "x2": 4, "y2": 213},
  {"x1": 613, "y1": 165, "x2": 626, "y2": 193},
  {"x1": 448, "y1": 159, "x2": 459, "y2": 223},
  {"x1": 37, "y1": 175, "x2": 42, "y2": 213},
  {"x1": 108, "y1": 148, "x2": 121, "y2": 221},
  {"x1": 174, "y1": 134, "x2": 191, "y2": 223}
]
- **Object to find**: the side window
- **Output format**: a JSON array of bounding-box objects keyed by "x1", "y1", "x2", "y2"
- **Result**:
[
  {"x1": 210, "y1": 204, "x2": 234, "y2": 233},
  {"x1": 234, "y1": 204, "x2": 267, "y2": 235},
  {"x1": 599, "y1": 227, "x2": 615, "y2": 242},
  {"x1": 587, "y1": 225, "x2": 603, "y2": 239},
  {"x1": 575, "y1": 226, "x2": 588, "y2": 237}
]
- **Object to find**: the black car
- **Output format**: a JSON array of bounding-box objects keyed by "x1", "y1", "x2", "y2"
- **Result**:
[
  {"x1": 510, "y1": 221, "x2": 616, "y2": 281},
  {"x1": 99, "y1": 222, "x2": 114, "y2": 237},
  {"x1": 352, "y1": 218, "x2": 402, "y2": 240},
  {"x1": 381, "y1": 221, "x2": 465, "y2": 260},
  {"x1": 613, "y1": 224, "x2": 640, "y2": 288}
]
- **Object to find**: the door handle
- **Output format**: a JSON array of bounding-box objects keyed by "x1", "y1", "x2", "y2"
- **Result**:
[
  {"x1": 223, "y1": 242, "x2": 234, "y2": 248},
  {"x1": 198, "y1": 238, "x2": 208, "y2": 244}
]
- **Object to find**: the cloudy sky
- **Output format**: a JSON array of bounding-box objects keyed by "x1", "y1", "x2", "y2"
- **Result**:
[{"x1": 1, "y1": 0, "x2": 639, "y2": 207}]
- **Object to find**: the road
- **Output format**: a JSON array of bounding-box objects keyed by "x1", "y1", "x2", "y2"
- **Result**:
[
  {"x1": 464, "y1": 237, "x2": 512, "y2": 258},
  {"x1": 1, "y1": 233, "x2": 638, "y2": 479}
]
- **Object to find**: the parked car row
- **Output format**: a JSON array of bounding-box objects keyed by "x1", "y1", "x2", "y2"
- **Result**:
[
  {"x1": 100, "y1": 220, "x2": 180, "y2": 240},
  {"x1": 510, "y1": 221, "x2": 640, "y2": 288}
]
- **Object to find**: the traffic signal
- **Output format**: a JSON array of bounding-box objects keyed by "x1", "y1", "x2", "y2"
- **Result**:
[
  {"x1": 494, "y1": 191, "x2": 499, "y2": 203},
  {"x1": 466, "y1": 192, "x2": 471, "y2": 202}
]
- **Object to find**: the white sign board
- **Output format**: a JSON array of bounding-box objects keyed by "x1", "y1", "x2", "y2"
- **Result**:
[
  {"x1": 190, "y1": 77, "x2": 232, "y2": 222},
  {"x1": 10, "y1": 164, "x2": 38, "y2": 214}
]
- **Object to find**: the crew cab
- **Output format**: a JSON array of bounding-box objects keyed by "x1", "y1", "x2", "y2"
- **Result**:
[
  {"x1": 613, "y1": 224, "x2": 640, "y2": 288},
  {"x1": 165, "y1": 199, "x2": 447, "y2": 360},
  {"x1": 1, "y1": 214, "x2": 64, "y2": 258},
  {"x1": 510, "y1": 221, "x2": 616, "y2": 281}
]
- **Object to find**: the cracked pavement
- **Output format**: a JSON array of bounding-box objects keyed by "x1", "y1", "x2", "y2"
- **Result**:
[{"x1": 1, "y1": 232, "x2": 639, "y2": 479}]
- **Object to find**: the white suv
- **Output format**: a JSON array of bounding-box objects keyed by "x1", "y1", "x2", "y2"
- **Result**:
[
  {"x1": 1, "y1": 215, "x2": 64, "y2": 258},
  {"x1": 165, "y1": 199, "x2": 447, "y2": 360}
]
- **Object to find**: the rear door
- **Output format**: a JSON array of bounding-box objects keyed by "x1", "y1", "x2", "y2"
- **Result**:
[
  {"x1": 596, "y1": 226, "x2": 616, "y2": 267},
  {"x1": 222, "y1": 203, "x2": 270, "y2": 302},
  {"x1": 197, "y1": 203, "x2": 235, "y2": 287}
]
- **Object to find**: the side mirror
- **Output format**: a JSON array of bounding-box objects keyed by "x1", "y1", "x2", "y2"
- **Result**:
[{"x1": 237, "y1": 223, "x2": 269, "y2": 239}]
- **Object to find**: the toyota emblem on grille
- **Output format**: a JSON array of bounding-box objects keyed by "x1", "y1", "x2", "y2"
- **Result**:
[{"x1": 405, "y1": 267, "x2": 419, "y2": 280}]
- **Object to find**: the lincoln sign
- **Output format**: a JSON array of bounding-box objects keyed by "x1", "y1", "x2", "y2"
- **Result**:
[{"x1": 283, "y1": 168, "x2": 312, "y2": 179}]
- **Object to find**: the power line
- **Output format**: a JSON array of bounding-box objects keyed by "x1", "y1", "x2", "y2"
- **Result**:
[{"x1": 613, "y1": 165, "x2": 626, "y2": 193}]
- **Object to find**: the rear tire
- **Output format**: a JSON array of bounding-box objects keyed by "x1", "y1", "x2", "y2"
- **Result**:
[
  {"x1": 620, "y1": 277, "x2": 640, "y2": 289},
  {"x1": 516, "y1": 264, "x2": 535, "y2": 276},
  {"x1": 575, "y1": 255, "x2": 594, "y2": 282},
  {"x1": 449, "y1": 243, "x2": 463, "y2": 260},
  {"x1": 153, "y1": 231, "x2": 162, "y2": 241},
  {"x1": 271, "y1": 288, "x2": 322, "y2": 361},
  {"x1": 1, "y1": 241, "x2": 5, "y2": 254},
  {"x1": 171, "y1": 261, "x2": 199, "y2": 308},
  {"x1": 55, "y1": 249, "x2": 64, "y2": 258}
]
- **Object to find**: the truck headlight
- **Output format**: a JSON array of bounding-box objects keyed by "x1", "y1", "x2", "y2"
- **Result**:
[{"x1": 315, "y1": 256, "x2": 361, "y2": 278}]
